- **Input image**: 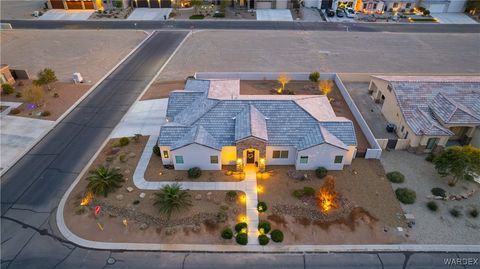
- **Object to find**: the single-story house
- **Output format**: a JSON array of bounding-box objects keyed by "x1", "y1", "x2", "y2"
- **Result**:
[
  {"x1": 158, "y1": 79, "x2": 358, "y2": 171},
  {"x1": 369, "y1": 76, "x2": 480, "y2": 154},
  {"x1": 48, "y1": 0, "x2": 129, "y2": 9}
]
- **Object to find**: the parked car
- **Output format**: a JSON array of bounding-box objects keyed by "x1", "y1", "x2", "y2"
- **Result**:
[
  {"x1": 326, "y1": 8, "x2": 335, "y2": 17},
  {"x1": 336, "y1": 9, "x2": 344, "y2": 17},
  {"x1": 344, "y1": 8, "x2": 356, "y2": 18}
]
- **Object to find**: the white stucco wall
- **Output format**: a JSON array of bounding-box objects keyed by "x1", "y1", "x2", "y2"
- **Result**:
[
  {"x1": 159, "y1": 146, "x2": 172, "y2": 165},
  {"x1": 266, "y1": 146, "x2": 297, "y2": 165},
  {"x1": 295, "y1": 143, "x2": 348, "y2": 170},
  {"x1": 171, "y1": 143, "x2": 221, "y2": 170}
]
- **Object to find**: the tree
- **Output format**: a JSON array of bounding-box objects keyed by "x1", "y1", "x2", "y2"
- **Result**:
[
  {"x1": 23, "y1": 84, "x2": 45, "y2": 107},
  {"x1": 433, "y1": 146, "x2": 480, "y2": 186},
  {"x1": 33, "y1": 68, "x2": 57, "y2": 90},
  {"x1": 87, "y1": 166, "x2": 124, "y2": 197},
  {"x1": 319, "y1": 80, "x2": 333, "y2": 97},
  {"x1": 191, "y1": 0, "x2": 203, "y2": 14},
  {"x1": 277, "y1": 73, "x2": 290, "y2": 94},
  {"x1": 154, "y1": 183, "x2": 192, "y2": 219}
]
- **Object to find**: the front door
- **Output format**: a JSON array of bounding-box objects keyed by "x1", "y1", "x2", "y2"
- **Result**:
[{"x1": 246, "y1": 150, "x2": 255, "y2": 164}]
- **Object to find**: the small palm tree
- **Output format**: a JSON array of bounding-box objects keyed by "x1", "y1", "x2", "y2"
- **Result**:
[
  {"x1": 87, "y1": 166, "x2": 124, "y2": 197},
  {"x1": 154, "y1": 183, "x2": 192, "y2": 219}
]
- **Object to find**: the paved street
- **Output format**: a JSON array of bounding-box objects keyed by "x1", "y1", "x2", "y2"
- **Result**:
[{"x1": 0, "y1": 30, "x2": 189, "y2": 269}]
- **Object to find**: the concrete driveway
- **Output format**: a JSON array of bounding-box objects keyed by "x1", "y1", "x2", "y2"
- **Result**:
[
  {"x1": 432, "y1": 13, "x2": 478, "y2": 24},
  {"x1": 127, "y1": 8, "x2": 172, "y2": 20},
  {"x1": 256, "y1": 9, "x2": 293, "y2": 21},
  {"x1": 38, "y1": 9, "x2": 93, "y2": 20}
]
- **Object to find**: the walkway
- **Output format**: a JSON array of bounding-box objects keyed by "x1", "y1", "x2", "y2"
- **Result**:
[
  {"x1": 133, "y1": 136, "x2": 260, "y2": 245},
  {"x1": 256, "y1": 9, "x2": 293, "y2": 21}
]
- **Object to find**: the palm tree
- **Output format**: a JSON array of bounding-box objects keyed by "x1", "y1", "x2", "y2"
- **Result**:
[
  {"x1": 87, "y1": 166, "x2": 124, "y2": 197},
  {"x1": 154, "y1": 183, "x2": 192, "y2": 219}
]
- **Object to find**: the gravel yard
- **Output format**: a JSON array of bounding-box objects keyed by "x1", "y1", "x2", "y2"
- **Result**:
[
  {"x1": 381, "y1": 150, "x2": 480, "y2": 244},
  {"x1": 1, "y1": 30, "x2": 147, "y2": 83}
]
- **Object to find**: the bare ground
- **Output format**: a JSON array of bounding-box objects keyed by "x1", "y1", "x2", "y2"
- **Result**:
[{"x1": 140, "y1": 81, "x2": 185, "y2": 101}]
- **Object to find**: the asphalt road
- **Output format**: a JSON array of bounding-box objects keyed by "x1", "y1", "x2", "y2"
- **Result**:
[{"x1": 2, "y1": 19, "x2": 480, "y2": 33}]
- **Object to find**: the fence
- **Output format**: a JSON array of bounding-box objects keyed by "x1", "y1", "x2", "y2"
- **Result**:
[{"x1": 377, "y1": 138, "x2": 409, "y2": 150}]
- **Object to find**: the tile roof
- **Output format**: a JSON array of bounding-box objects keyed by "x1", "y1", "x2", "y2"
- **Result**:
[
  {"x1": 377, "y1": 77, "x2": 480, "y2": 136},
  {"x1": 159, "y1": 79, "x2": 357, "y2": 150},
  {"x1": 170, "y1": 125, "x2": 221, "y2": 150}
]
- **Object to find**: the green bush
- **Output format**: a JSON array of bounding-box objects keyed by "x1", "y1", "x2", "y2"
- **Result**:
[
  {"x1": 469, "y1": 208, "x2": 478, "y2": 218},
  {"x1": 221, "y1": 228, "x2": 233, "y2": 239},
  {"x1": 450, "y1": 208, "x2": 461, "y2": 218},
  {"x1": 431, "y1": 187, "x2": 446, "y2": 198},
  {"x1": 292, "y1": 189, "x2": 303, "y2": 198},
  {"x1": 235, "y1": 222, "x2": 248, "y2": 233},
  {"x1": 119, "y1": 153, "x2": 127, "y2": 162},
  {"x1": 426, "y1": 201, "x2": 438, "y2": 211},
  {"x1": 41, "y1": 111, "x2": 51, "y2": 117},
  {"x1": 303, "y1": 186, "x2": 315, "y2": 196},
  {"x1": 213, "y1": 12, "x2": 225, "y2": 18},
  {"x1": 1, "y1": 84, "x2": 14, "y2": 95},
  {"x1": 226, "y1": 190, "x2": 237, "y2": 201},
  {"x1": 257, "y1": 201, "x2": 267, "y2": 212},
  {"x1": 189, "y1": 14, "x2": 205, "y2": 20},
  {"x1": 258, "y1": 221, "x2": 271, "y2": 234},
  {"x1": 425, "y1": 153, "x2": 436, "y2": 162},
  {"x1": 270, "y1": 229, "x2": 284, "y2": 243},
  {"x1": 153, "y1": 144, "x2": 161, "y2": 156},
  {"x1": 315, "y1": 167, "x2": 328, "y2": 178},
  {"x1": 188, "y1": 167, "x2": 202, "y2": 178},
  {"x1": 15, "y1": 92, "x2": 22, "y2": 98},
  {"x1": 133, "y1": 200, "x2": 140, "y2": 205},
  {"x1": 119, "y1": 137, "x2": 130, "y2": 147},
  {"x1": 395, "y1": 188, "x2": 416, "y2": 204},
  {"x1": 309, "y1": 71, "x2": 320, "y2": 82},
  {"x1": 423, "y1": 10, "x2": 430, "y2": 16},
  {"x1": 258, "y1": 234, "x2": 270, "y2": 245},
  {"x1": 386, "y1": 171, "x2": 405, "y2": 183},
  {"x1": 9, "y1": 108, "x2": 21, "y2": 115},
  {"x1": 235, "y1": 232, "x2": 248, "y2": 245}
]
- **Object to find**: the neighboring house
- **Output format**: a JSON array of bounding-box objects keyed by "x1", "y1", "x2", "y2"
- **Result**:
[
  {"x1": 369, "y1": 76, "x2": 480, "y2": 154},
  {"x1": 306, "y1": 0, "x2": 466, "y2": 13},
  {"x1": 361, "y1": 0, "x2": 385, "y2": 12},
  {"x1": 48, "y1": 0, "x2": 129, "y2": 9},
  {"x1": 0, "y1": 65, "x2": 15, "y2": 85},
  {"x1": 418, "y1": 0, "x2": 467, "y2": 12},
  {"x1": 234, "y1": 0, "x2": 294, "y2": 9},
  {"x1": 132, "y1": 0, "x2": 172, "y2": 8},
  {"x1": 382, "y1": 0, "x2": 416, "y2": 11},
  {"x1": 158, "y1": 79, "x2": 358, "y2": 171}
]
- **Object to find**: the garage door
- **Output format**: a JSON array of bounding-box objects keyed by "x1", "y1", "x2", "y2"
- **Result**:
[
  {"x1": 66, "y1": 1, "x2": 83, "y2": 9},
  {"x1": 447, "y1": 0, "x2": 466, "y2": 12},
  {"x1": 428, "y1": 3, "x2": 445, "y2": 13},
  {"x1": 50, "y1": 0, "x2": 64, "y2": 9},
  {"x1": 321, "y1": 0, "x2": 333, "y2": 9},
  {"x1": 256, "y1": 1, "x2": 272, "y2": 9},
  {"x1": 83, "y1": 0, "x2": 94, "y2": 9},
  {"x1": 134, "y1": 0, "x2": 149, "y2": 8},
  {"x1": 161, "y1": 0, "x2": 171, "y2": 8},
  {"x1": 276, "y1": 0, "x2": 287, "y2": 9},
  {"x1": 150, "y1": 0, "x2": 160, "y2": 8}
]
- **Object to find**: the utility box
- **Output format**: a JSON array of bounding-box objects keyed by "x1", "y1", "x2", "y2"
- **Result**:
[{"x1": 73, "y1": 72, "x2": 84, "y2": 84}]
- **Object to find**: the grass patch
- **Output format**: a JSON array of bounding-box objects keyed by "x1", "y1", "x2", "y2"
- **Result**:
[{"x1": 189, "y1": 15, "x2": 205, "y2": 20}]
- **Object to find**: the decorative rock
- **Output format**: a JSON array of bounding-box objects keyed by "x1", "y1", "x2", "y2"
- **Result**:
[
  {"x1": 115, "y1": 194, "x2": 124, "y2": 201},
  {"x1": 207, "y1": 192, "x2": 212, "y2": 196},
  {"x1": 139, "y1": 223, "x2": 149, "y2": 230},
  {"x1": 128, "y1": 152, "x2": 136, "y2": 158},
  {"x1": 124, "y1": 169, "x2": 130, "y2": 174},
  {"x1": 108, "y1": 211, "x2": 118, "y2": 218},
  {"x1": 139, "y1": 192, "x2": 146, "y2": 199},
  {"x1": 194, "y1": 194, "x2": 202, "y2": 200},
  {"x1": 213, "y1": 198, "x2": 221, "y2": 205},
  {"x1": 115, "y1": 166, "x2": 121, "y2": 170},
  {"x1": 110, "y1": 147, "x2": 121, "y2": 155},
  {"x1": 126, "y1": 187, "x2": 134, "y2": 192},
  {"x1": 165, "y1": 227, "x2": 176, "y2": 235},
  {"x1": 192, "y1": 225, "x2": 201, "y2": 233}
]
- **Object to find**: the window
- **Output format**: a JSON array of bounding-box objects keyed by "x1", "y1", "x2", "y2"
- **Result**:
[
  {"x1": 404, "y1": 131, "x2": 409, "y2": 139},
  {"x1": 373, "y1": 3, "x2": 377, "y2": 9},
  {"x1": 406, "y1": 3, "x2": 411, "y2": 8},
  {"x1": 273, "y1": 150, "x2": 289, "y2": 159},
  {"x1": 426, "y1": 138, "x2": 439, "y2": 150},
  {"x1": 299, "y1": 156, "x2": 308, "y2": 164},
  {"x1": 175, "y1": 156, "x2": 184, "y2": 164},
  {"x1": 334, "y1": 155, "x2": 343, "y2": 164},
  {"x1": 163, "y1": 150, "x2": 169, "y2": 159},
  {"x1": 401, "y1": 126, "x2": 404, "y2": 132},
  {"x1": 363, "y1": 3, "x2": 367, "y2": 9},
  {"x1": 210, "y1": 155, "x2": 218, "y2": 164}
]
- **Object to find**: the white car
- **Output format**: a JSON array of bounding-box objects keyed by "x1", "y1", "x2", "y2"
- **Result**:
[{"x1": 344, "y1": 8, "x2": 356, "y2": 18}]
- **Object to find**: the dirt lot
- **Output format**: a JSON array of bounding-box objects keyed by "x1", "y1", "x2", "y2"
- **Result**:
[
  {"x1": 1, "y1": 30, "x2": 146, "y2": 83},
  {"x1": 65, "y1": 135, "x2": 245, "y2": 244},
  {"x1": 140, "y1": 81, "x2": 185, "y2": 101},
  {"x1": 2, "y1": 80, "x2": 90, "y2": 121},
  {"x1": 257, "y1": 160, "x2": 409, "y2": 244}
]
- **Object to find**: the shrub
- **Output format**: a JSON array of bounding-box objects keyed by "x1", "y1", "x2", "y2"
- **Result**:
[
  {"x1": 292, "y1": 189, "x2": 303, "y2": 198},
  {"x1": 309, "y1": 71, "x2": 320, "y2": 82},
  {"x1": 386, "y1": 171, "x2": 405, "y2": 183},
  {"x1": 34, "y1": 68, "x2": 57, "y2": 87},
  {"x1": 423, "y1": 10, "x2": 430, "y2": 16},
  {"x1": 119, "y1": 153, "x2": 127, "y2": 162},
  {"x1": 189, "y1": 14, "x2": 205, "y2": 19},
  {"x1": 1, "y1": 84, "x2": 14, "y2": 95},
  {"x1": 15, "y1": 92, "x2": 22, "y2": 98},
  {"x1": 9, "y1": 108, "x2": 21, "y2": 115},
  {"x1": 213, "y1": 12, "x2": 225, "y2": 18},
  {"x1": 119, "y1": 137, "x2": 130, "y2": 147},
  {"x1": 221, "y1": 228, "x2": 233, "y2": 239},
  {"x1": 431, "y1": 187, "x2": 446, "y2": 198},
  {"x1": 257, "y1": 201, "x2": 267, "y2": 212},
  {"x1": 188, "y1": 167, "x2": 202, "y2": 178},
  {"x1": 235, "y1": 222, "x2": 248, "y2": 233},
  {"x1": 258, "y1": 234, "x2": 270, "y2": 245},
  {"x1": 133, "y1": 200, "x2": 140, "y2": 205},
  {"x1": 258, "y1": 221, "x2": 271, "y2": 234},
  {"x1": 450, "y1": 208, "x2": 461, "y2": 218},
  {"x1": 425, "y1": 153, "x2": 436, "y2": 162},
  {"x1": 303, "y1": 186, "x2": 315, "y2": 196},
  {"x1": 426, "y1": 201, "x2": 438, "y2": 211},
  {"x1": 469, "y1": 208, "x2": 478, "y2": 218},
  {"x1": 235, "y1": 232, "x2": 248, "y2": 245},
  {"x1": 154, "y1": 183, "x2": 192, "y2": 219},
  {"x1": 41, "y1": 110, "x2": 51, "y2": 117},
  {"x1": 53, "y1": 92, "x2": 59, "y2": 98},
  {"x1": 315, "y1": 167, "x2": 328, "y2": 178},
  {"x1": 270, "y1": 229, "x2": 284, "y2": 243},
  {"x1": 226, "y1": 190, "x2": 237, "y2": 201},
  {"x1": 87, "y1": 166, "x2": 124, "y2": 197},
  {"x1": 153, "y1": 144, "x2": 161, "y2": 156},
  {"x1": 395, "y1": 188, "x2": 416, "y2": 204}
]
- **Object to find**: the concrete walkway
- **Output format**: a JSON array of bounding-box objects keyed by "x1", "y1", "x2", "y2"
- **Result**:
[
  {"x1": 133, "y1": 135, "x2": 260, "y2": 245},
  {"x1": 432, "y1": 13, "x2": 478, "y2": 24}
]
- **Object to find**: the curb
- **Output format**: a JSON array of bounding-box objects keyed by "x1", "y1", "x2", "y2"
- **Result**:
[{"x1": 0, "y1": 30, "x2": 153, "y2": 177}]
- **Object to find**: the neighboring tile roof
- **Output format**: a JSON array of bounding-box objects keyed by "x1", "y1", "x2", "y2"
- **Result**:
[
  {"x1": 159, "y1": 79, "x2": 357, "y2": 150},
  {"x1": 374, "y1": 76, "x2": 480, "y2": 136}
]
